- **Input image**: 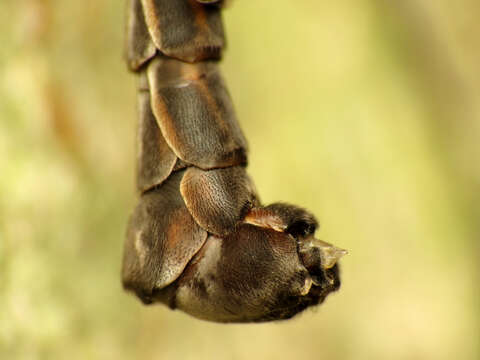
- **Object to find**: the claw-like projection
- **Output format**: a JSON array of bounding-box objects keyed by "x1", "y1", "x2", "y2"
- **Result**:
[
  {"x1": 245, "y1": 203, "x2": 318, "y2": 236},
  {"x1": 300, "y1": 238, "x2": 348, "y2": 270}
]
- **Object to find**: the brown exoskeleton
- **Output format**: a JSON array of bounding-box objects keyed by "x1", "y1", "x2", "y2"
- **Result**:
[{"x1": 122, "y1": 0, "x2": 346, "y2": 322}]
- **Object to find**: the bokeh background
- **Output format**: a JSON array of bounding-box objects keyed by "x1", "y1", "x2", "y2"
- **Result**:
[{"x1": 1, "y1": 0, "x2": 479, "y2": 359}]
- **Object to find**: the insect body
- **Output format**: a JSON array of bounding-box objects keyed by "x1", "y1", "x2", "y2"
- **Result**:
[{"x1": 122, "y1": 0, "x2": 346, "y2": 322}]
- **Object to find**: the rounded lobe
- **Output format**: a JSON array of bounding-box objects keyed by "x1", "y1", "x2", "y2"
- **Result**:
[{"x1": 180, "y1": 166, "x2": 257, "y2": 236}]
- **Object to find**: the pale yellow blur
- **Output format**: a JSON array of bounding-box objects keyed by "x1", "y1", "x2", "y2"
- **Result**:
[{"x1": 1, "y1": 0, "x2": 479, "y2": 359}]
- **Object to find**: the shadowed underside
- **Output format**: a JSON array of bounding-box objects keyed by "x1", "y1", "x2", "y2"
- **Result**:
[{"x1": 122, "y1": 0, "x2": 346, "y2": 322}]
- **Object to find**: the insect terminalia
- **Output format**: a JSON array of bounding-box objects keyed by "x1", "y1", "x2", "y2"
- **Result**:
[{"x1": 121, "y1": 0, "x2": 347, "y2": 323}]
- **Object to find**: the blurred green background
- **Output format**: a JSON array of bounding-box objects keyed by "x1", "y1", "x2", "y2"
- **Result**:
[{"x1": 1, "y1": 0, "x2": 479, "y2": 359}]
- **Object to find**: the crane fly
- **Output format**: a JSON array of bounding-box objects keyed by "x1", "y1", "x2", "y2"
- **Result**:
[{"x1": 121, "y1": 0, "x2": 347, "y2": 323}]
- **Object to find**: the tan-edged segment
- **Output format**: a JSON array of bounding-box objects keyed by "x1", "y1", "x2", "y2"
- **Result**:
[
  {"x1": 136, "y1": 87, "x2": 177, "y2": 193},
  {"x1": 141, "y1": 0, "x2": 224, "y2": 62},
  {"x1": 147, "y1": 57, "x2": 248, "y2": 170},
  {"x1": 122, "y1": 171, "x2": 208, "y2": 302},
  {"x1": 125, "y1": 0, "x2": 157, "y2": 71}
]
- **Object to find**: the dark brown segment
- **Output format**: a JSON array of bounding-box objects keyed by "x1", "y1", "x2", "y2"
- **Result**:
[
  {"x1": 147, "y1": 57, "x2": 248, "y2": 170},
  {"x1": 125, "y1": 0, "x2": 157, "y2": 71},
  {"x1": 122, "y1": 171, "x2": 208, "y2": 301},
  {"x1": 180, "y1": 166, "x2": 257, "y2": 236},
  {"x1": 136, "y1": 90, "x2": 177, "y2": 193},
  {"x1": 141, "y1": 0, "x2": 224, "y2": 62}
]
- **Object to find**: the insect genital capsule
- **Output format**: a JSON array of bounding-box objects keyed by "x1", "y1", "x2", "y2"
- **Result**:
[{"x1": 122, "y1": 0, "x2": 346, "y2": 322}]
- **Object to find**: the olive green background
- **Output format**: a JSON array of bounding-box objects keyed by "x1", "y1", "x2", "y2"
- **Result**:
[{"x1": 1, "y1": 1, "x2": 479, "y2": 359}]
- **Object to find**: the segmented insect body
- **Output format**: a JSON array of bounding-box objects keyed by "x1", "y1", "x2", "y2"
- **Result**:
[{"x1": 122, "y1": 0, "x2": 346, "y2": 323}]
